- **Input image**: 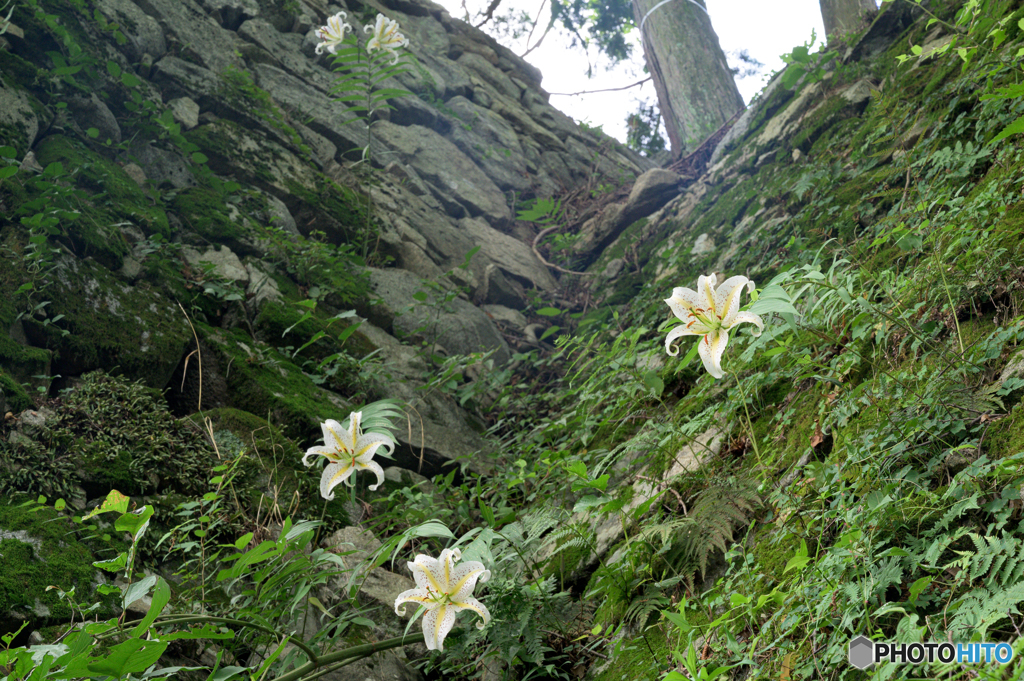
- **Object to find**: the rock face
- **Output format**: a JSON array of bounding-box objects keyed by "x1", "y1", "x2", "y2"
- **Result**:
[{"x1": 0, "y1": 0, "x2": 650, "y2": 489}]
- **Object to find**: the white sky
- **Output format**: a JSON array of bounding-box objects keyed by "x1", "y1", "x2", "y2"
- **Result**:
[{"x1": 436, "y1": 0, "x2": 832, "y2": 144}]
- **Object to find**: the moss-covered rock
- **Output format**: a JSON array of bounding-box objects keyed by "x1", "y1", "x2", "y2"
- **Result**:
[
  {"x1": 34, "y1": 135, "x2": 170, "y2": 245},
  {"x1": 0, "y1": 497, "x2": 118, "y2": 638},
  {"x1": 25, "y1": 255, "x2": 191, "y2": 389},
  {"x1": 196, "y1": 324, "x2": 349, "y2": 445}
]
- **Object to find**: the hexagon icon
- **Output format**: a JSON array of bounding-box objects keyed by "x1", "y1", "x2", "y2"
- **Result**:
[{"x1": 849, "y1": 635, "x2": 874, "y2": 669}]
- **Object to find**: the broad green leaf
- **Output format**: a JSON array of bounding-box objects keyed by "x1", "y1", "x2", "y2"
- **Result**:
[
  {"x1": 83, "y1": 489, "x2": 129, "y2": 521},
  {"x1": 131, "y1": 576, "x2": 171, "y2": 638},
  {"x1": 536, "y1": 307, "x2": 561, "y2": 317}
]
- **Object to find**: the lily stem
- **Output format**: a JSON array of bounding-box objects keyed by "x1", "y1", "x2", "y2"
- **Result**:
[{"x1": 732, "y1": 372, "x2": 764, "y2": 471}]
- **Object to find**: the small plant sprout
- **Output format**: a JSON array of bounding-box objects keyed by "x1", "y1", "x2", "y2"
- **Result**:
[
  {"x1": 302, "y1": 411, "x2": 394, "y2": 499},
  {"x1": 314, "y1": 11, "x2": 352, "y2": 55},
  {"x1": 664, "y1": 273, "x2": 764, "y2": 379},
  {"x1": 394, "y1": 548, "x2": 491, "y2": 651},
  {"x1": 364, "y1": 13, "x2": 409, "y2": 64}
]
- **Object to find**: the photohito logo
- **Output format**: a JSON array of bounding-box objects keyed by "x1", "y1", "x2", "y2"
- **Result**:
[{"x1": 848, "y1": 636, "x2": 1015, "y2": 669}]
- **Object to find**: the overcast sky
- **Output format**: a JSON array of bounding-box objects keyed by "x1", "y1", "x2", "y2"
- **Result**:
[{"x1": 434, "y1": 0, "x2": 832, "y2": 144}]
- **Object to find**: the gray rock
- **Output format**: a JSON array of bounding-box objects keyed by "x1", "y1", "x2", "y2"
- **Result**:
[
  {"x1": 710, "y1": 74, "x2": 788, "y2": 166},
  {"x1": 198, "y1": 0, "x2": 259, "y2": 30},
  {"x1": 182, "y1": 245, "x2": 248, "y2": 283},
  {"x1": 458, "y1": 52, "x2": 521, "y2": 102},
  {"x1": 374, "y1": 121, "x2": 510, "y2": 226},
  {"x1": 93, "y1": 0, "x2": 167, "y2": 61},
  {"x1": 129, "y1": 142, "x2": 196, "y2": 190},
  {"x1": 252, "y1": 64, "x2": 368, "y2": 158},
  {"x1": 239, "y1": 18, "x2": 321, "y2": 84},
  {"x1": 245, "y1": 261, "x2": 282, "y2": 308},
  {"x1": 458, "y1": 217, "x2": 557, "y2": 292},
  {"x1": 443, "y1": 96, "x2": 530, "y2": 193},
  {"x1": 167, "y1": 97, "x2": 200, "y2": 130},
  {"x1": 0, "y1": 82, "x2": 42, "y2": 157},
  {"x1": 384, "y1": 466, "x2": 434, "y2": 492},
  {"x1": 691, "y1": 233, "x2": 715, "y2": 255},
  {"x1": 261, "y1": 190, "x2": 299, "y2": 236},
  {"x1": 365, "y1": 267, "x2": 510, "y2": 365},
  {"x1": 625, "y1": 168, "x2": 683, "y2": 217},
  {"x1": 17, "y1": 408, "x2": 54, "y2": 438},
  {"x1": 151, "y1": 56, "x2": 221, "y2": 102},
  {"x1": 133, "y1": 0, "x2": 244, "y2": 75},
  {"x1": 480, "y1": 304, "x2": 527, "y2": 331},
  {"x1": 350, "y1": 322, "x2": 493, "y2": 478},
  {"x1": 602, "y1": 258, "x2": 625, "y2": 280}
]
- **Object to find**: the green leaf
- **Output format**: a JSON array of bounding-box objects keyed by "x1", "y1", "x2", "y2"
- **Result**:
[
  {"x1": 642, "y1": 369, "x2": 664, "y2": 396},
  {"x1": 131, "y1": 577, "x2": 171, "y2": 638},
  {"x1": 106, "y1": 61, "x2": 122, "y2": 78},
  {"x1": 191, "y1": 151, "x2": 208, "y2": 164},
  {"x1": 122, "y1": 574, "x2": 157, "y2": 611},
  {"x1": 0, "y1": 146, "x2": 16, "y2": 159},
  {"x1": 83, "y1": 489, "x2": 129, "y2": 521},
  {"x1": 120, "y1": 71, "x2": 140, "y2": 88},
  {"x1": 234, "y1": 533, "x2": 253, "y2": 550},
  {"x1": 0, "y1": 166, "x2": 18, "y2": 179},
  {"x1": 536, "y1": 307, "x2": 561, "y2": 317},
  {"x1": 573, "y1": 494, "x2": 609, "y2": 513},
  {"x1": 909, "y1": 576, "x2": 932, "y2": 606},
  {"x1": 93, "y1": 553, "x2": 128, "y2": 573},
  {"x1": 78, "y1": 639, "x2": 168, "y2": 677},
  {"x1": 539, "y1": 325, "x2": 560, "y2": 341},
  {"x1": 990, "y1": 114, "x2": 1024, "y2": 144}
]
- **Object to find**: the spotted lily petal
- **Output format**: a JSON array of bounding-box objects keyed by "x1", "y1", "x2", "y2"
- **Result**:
[
  {"x1": 354, "y1": 431, "x2": 394, "y2": 460},
  {"x1": 301, "y1": 445, "x2": 333, "y2": 467},
  {"x1": 399, "y1": 548, "x2": 490, "y2": 652},
  {"x1": 394, "y1": 587, "x2": 433, "y2": 617},
  {"x1": 729, "y1": 311, "x2": 764, "y2": 337},
  {"x1": 448, "y1": 560, "x2": 490, "y2": 602},
  {"x1": 422, "y1": 603, "x2": 457, "y2": 651},
  {"x1": 451, "y1": 596, "x2": 490, "y2": 629},
  {"x1": 354, "y1": 458, "x2": 385, "y2": 491},
  {"x1": 320, "y1": 461, "x2": 355, "y2": 500},
  {"x1": 697, "y1": 328, "x2": 729, "y2": 379},
  {"x1": 715, "y1": 276, "x2": 754, "y2": 327}
]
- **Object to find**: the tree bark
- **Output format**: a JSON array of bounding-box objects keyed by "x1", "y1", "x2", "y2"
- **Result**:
[
  {"x1": 631, "y1": 0, "x2": 743, "y2": 157},
  {"x1": 819, "y1": 0, "x2": 877, "y2": 39}
]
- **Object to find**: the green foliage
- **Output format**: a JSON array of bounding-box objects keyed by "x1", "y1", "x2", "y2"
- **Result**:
[{"x1": 0, "y1": 372, "x2": 213, "y2": 500}]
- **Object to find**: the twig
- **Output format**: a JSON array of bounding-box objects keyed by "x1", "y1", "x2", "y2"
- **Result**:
[{"x1": 549, "y1": 77, "x2": 652, "y2": 97}]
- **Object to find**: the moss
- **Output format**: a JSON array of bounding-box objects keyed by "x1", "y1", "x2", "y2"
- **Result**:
[
  {"x1": 591, "y1": 623, "x2": 670, "y2": 681},
  {"x1": 0, "y1": 497, "x2": 117, "y2": 636},
  {"x1": 0, "y1": 51, "x2": 42, "y2": 93},
  {"x1": 0, "y1": 372, "x2": 214, "y2": 499},
  {"x1": 199, "y1": 324, "x2": 343, "y2": 445},
  {"x1": 34, "y1": 135, "x2": 170, "y2": 244},
  {"x1": 0, "y1": 298, "x2": 51, "y2": 387},
  {"x1": 171, "y1": 186, "x2": 248, "y2": 248},
  {"x1": 0, "y1": 370, "x2": 34, "y2": 413},
  {"x1": 11, "y1": 256, "x2": 192, "y2": 389},
  {"x1": 190, "y1": 406, "x2": 302, "y2": 464}
]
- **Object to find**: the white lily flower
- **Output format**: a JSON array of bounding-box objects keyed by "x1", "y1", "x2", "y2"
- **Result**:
[
  {"x1": 664, "y1": 273, "x2": 764, "y2": 379},
  {"x1": 394, "y1": 548, "x2": 491, "y2": 651},
  {"x1": 364, "y1": 13, "x2": 409, "y2": 64},
  {"x1": 302, "y1": 411, "x2": 393, "y2": 499},
  {"x1": 315, "y1": 11, "x2": 352, "y2": 55}
]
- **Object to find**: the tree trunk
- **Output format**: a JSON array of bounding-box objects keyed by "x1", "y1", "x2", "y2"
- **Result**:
[
  {"x1": 631, "y1": 0, "x2": 743, "y2": 157},
  {"x1": 819, "y1": 0, "x2": 877, "y2": 39}
]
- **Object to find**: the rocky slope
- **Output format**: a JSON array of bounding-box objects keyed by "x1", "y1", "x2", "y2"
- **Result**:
[{"x1": 2, "y1": 0, "x2": 1024, "y2": 678}]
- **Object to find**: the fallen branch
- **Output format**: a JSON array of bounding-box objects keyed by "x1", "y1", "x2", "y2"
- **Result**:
[
  {"x1": 549, "y1": 77, "x2": 652, "y2": 97},
  {"x1": 531, "y1": 224, "x2": 591, "y2": 276}
]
